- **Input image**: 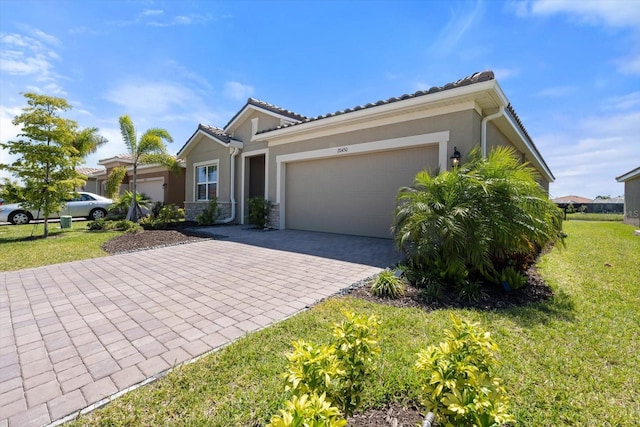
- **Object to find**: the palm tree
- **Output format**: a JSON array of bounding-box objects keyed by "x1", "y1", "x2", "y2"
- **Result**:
[
  {"x1": 118, "y1": 115, "x2": 174, "y2": 222},
  {"x1": 73, "y1": 127, "x2": 108, "y2": 157}
]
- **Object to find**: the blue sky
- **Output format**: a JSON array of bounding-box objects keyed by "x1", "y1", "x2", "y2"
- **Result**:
[{"x1": 1, "y1": 0, "x2": 638, "y2": 199}]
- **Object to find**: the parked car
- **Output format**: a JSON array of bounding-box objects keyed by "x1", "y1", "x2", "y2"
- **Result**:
[{"x1": 0, "y1": 192, "x2": 113, "y2": 225}]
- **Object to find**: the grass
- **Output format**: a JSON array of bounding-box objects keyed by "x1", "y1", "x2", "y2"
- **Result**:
[
  {"x1": 0, "y1": 221, "x2": 123, "y2": 271},
  {"x1": 65, "y1": 220, "x2": 640, "y2": 426},
  {"x1": 565, "y1": 212, "x2": 623, "y2": 221}
]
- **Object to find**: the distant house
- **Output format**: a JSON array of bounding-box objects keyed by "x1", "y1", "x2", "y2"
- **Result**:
[
  {"x1": 616, "y1": 166, "x2": 640, "y2": 226},
  {"x1": 79, "y1": 155, "x2": 186, "y2": 207},
  {"x1": 590, "y1": 196, "x2": 624, "y2": 214},
  {"x1": 76, "y1": 167, "x2": 105, "y2": 194},
  {"x1": 552, "y1": 195, "x2": 593, "y2": 205},
  {"x1": 177, "y1": 70, "x2": 554, "y2": 238}
]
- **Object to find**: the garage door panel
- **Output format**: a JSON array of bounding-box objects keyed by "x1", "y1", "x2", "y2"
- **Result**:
[
  {"x1": 285, "y1": 146, "x2": 438, "y2": 238},
  {"x1": 136, "y1": 179, "x2": 165, "y2": 203}
]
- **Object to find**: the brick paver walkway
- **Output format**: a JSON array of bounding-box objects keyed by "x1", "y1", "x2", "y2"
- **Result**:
[{"x1": 0, "y1": 227, "x2": 400, "y2": 426}]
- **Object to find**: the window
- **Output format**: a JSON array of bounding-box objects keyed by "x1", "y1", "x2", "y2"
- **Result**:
[{"x1": 196, "y1": 163, "x2": 218, "y2": 201}]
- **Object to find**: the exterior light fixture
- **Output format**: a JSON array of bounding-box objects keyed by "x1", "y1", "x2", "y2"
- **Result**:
[{"x1": 450, "y1": 147, "x2": 461, "y2": 168}]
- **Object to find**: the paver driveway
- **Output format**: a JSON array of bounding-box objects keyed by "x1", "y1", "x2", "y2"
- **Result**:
[{"x1": 0, "y1": 227, "x2": 400, "y2": 426}]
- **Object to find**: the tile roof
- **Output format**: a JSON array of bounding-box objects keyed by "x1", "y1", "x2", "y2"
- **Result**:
[
  {"x1": 196, "y1": 124, "x2": 239, "y2": 144},
  {"x1": 552, "y1": 195, "x2": 593, "y2": 204},
  {"x1": 223, "y1": 97, "x2": 307, "y2": 130},
  {"x1": 76, "y1": 167, "x2": 105, "y2": 177},
  {"x1": 258, "y1": 70, "x2": 495, "y2": 134}
]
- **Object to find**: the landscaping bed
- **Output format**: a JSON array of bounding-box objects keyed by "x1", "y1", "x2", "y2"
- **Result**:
[{"x1": 101, "y1": 229, "x2": 209, "y2": 254}]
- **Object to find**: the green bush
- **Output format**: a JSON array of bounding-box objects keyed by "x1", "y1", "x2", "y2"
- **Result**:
[
  {"x1": 282, "y1": 312, "x2": 381, "y2": 417},
  {"x1": 266, "y1": 392, "x2": 346, "y2": 427},
  {"x1": 108, "y1": 191, "x2": 153, "y2": 218},
  {"x1": 248, "y1": 197, "x2": 270, "y2": 229},
  {"x1": 87, "y1": 219, "x2": 141, "y2": 232},
  {"x1": 87, "y1": 218, "x2": 108, "y2": 231},
  {"x1": 500, "y1": 266, "x2": 527, "y2": 291},
  {"x1": 140, "y1": 204, "x2": 184, "y2": 229},
  {"x1": 196, "y1": 198, "x2": 219, "y2": 225},
  {"x1": 415, "y1": 314, "x2": 514, "y2": 426},
  {"x1": 370, "y1": 270, "x2": 406, "y2": 298},
  {"x1": 393, "y1": 145, "x2": 564, "y2": 294}
]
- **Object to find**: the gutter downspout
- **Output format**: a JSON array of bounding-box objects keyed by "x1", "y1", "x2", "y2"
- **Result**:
[
  {"x1": 481, "y1": 106, "x2": 504, "y2": 159},
  {"x1": 216, "y1": 146, "x2": 240, "y2": 224}
]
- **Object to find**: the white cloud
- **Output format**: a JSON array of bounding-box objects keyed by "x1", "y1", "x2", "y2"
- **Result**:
[
  {"x1": 0, "y1": 31, "x2": 63, "y2": 92},
  {"x1": 616, "y1": 54, "x2": 640, "y2": 75},
  {"x1": 141, "y1": 9, "x2": 163, "y2": 17},
  {"x1": 430, "y1": 0, "x2": 484, "y2": 55},
  {"x1": 523, "y1": 0, "x2": 640, "y2": 27},
  {"x1": 536, "y1": 110, "x2": 639, "y2": 198},
  {"x1": 604, "y1": 92, "x2": 640, "y2": 110},
  {"x1": 534, "y1": 85, "x2": 576, "y2": 98},
  {"x1": 103, "y1": 81, "x2": 198, "y2": 116},
  {"x1": 493, "y1": 68, "x2": 520, "y2": 80},
  {"x1": 223, "y1": 81, "x2": 254, "y2": 101}
]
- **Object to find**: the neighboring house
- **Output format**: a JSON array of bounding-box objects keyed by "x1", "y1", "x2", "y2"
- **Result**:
[
  {"x1": 616, "y1": 166, "x2": 640, "y2": 226},
  {"x1": 76, "y1": 167, "x2": 105, "y2": 194},
  {"x1": 552, "y1": 195, "x2": 593, "y2": 205},
  {"x1": 590, "y1": 196, "x2": 624, "y2": 214},
  {"x1": 178, "y1": 70, "x2": 555, "y2": 238},
  {"x1": 84, "y1": 154, "x2": 186, "y2": 207}
]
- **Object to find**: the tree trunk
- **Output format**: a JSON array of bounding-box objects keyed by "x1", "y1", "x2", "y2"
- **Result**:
[{"x1": 126, "y1": 162, "x2": 139, "y2": 222}]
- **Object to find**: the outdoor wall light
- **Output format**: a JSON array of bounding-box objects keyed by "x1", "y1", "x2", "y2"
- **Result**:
[{"x1": 450, "y1": 146, "x2": 461, "y2": 168}]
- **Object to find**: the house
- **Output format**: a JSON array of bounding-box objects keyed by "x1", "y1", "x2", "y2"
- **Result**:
[
  {"x1": 83, "y1": 154, "x2": 186, "y2": 207},
  {"x1": 76, "y1": 167, "x2": 105, "y2": 194},
  {"x1": 616, "y1": 166, "x2": 640, "y2": 226},
  {"x1": 177, "y1": 70, "x2": 554, "y2": 238},
  {"x1": 552, "y1": 195, "x2": 593, "y2": 205}
]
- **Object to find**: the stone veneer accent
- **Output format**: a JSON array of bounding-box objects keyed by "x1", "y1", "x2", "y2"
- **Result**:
[
  {"x1": 184, "y1": 201, "x2": 232, "y2": 222},
  {"x1": 267, "y1": 203, "x2": 280, "y2": 229}
]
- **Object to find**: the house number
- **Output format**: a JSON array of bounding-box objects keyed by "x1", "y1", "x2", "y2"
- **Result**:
[{"x1": 337, "y1": 147, "x2": 348, "y2": 153}]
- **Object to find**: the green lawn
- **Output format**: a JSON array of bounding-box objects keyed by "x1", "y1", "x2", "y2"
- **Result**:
[
  {"x1": 0, "y1": 221, "x2": 123, "y2": 271},
  {"x1": 565, "y1": 212, "x2": 623, "y2": 221},
  {"x1": 65, "y1": 221, "x2": 640, "y2": 426}
]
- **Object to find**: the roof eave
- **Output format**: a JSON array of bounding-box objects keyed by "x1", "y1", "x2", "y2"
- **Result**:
[
  {"x1": 255, "y1": 79, "x2": 501, "y2": 142},
  {"x1": 616, "y1": 166, "x2": 640, "y2": 182}
]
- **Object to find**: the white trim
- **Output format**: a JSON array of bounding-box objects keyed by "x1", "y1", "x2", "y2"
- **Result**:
[
  {"x1": 616, "y1": 166, "x2": 640, "y2": 182},
  {"x1": 263, "y1": 101, "x2": 478, "y2": 146},
  {"x1": 240, "y1": 148, "x2": 269, "y2": 224},
  {"x1": 178, "y1": 129, "x2": 242, "y2": 159},
  {"x1": 502, "y1": 113, "x2": 554, "y2": 182},
  {"x1": 275, "y1": 131, "x2": 449, "y2": 229},
  {"x1": 193, "y1": 159, "x2": 219, "y2": 202},
  {"x1": 225, "y1": 104, "x2": 303, "y2": 133}
]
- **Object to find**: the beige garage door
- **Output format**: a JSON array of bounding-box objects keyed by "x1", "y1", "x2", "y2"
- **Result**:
[
  {"x1": 136, "y1": 178, "x2": 165, "y2": 203},
  {"x1": 285, "y1": 146, "x2": 439, "y2": 238}
]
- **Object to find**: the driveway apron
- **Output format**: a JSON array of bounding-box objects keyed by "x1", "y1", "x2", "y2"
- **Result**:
[{"x1": 0, "y1": 227, "x2": 400, "y2": 426}]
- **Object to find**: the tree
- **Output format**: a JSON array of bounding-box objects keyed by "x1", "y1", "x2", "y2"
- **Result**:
[
  {"x1": 0, "y1": 93, "x2": 104, "y2": 237},
  {"x1": 116, "y1": 115, "x2": 175, "y2": 222}
]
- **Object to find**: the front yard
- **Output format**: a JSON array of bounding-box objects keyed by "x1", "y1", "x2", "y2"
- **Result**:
[{"x1": 65, "y1": 221, "x2": 640, "y2": 426}]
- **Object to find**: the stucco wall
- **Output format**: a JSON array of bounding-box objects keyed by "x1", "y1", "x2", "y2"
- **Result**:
[
  {"x1": 623, "y1": 175, "x2": 640, "y2": 226},
  {"x1": 184, "y1": 134, "x2": 232, "y2": 203}
]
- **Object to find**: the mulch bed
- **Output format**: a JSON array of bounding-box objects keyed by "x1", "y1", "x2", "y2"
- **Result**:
[{"x1": 101, "y1": 229, "x2": 208, "y2": 254}]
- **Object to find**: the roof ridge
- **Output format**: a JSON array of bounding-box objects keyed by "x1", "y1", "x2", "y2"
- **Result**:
[
  {"x1": 258, "y1": 70, "x2": 495, "y2": 134},
  {"x1": 247, "y1": 98, "x2": 307, "y2": 121}
]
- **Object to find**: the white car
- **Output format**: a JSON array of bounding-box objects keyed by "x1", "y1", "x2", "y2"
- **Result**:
[{"x1": 0, "y1": 192, "x2": 113, "y2": 225}]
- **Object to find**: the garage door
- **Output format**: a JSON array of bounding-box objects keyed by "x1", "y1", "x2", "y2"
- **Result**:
[
  {"x1": 136, "y1": 178, "x2": 165, "y2": 203},
  {"x1": 285, "y1": 146, "x2": 438, "y2": 238}
]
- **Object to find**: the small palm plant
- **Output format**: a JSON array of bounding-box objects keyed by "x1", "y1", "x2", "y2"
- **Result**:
[{"x1": 393, "y1": 145, "x2": 563, "y2": 293}]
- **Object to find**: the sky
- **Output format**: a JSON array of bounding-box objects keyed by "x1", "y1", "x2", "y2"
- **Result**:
[{"x1": 1, "y1": 0, "x2": 638, "y2": 199}]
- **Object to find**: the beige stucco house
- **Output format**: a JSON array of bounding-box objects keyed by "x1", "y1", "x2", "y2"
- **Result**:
[
  {"x1": 177, "y1": 70, "x2": 554, "y2": 238},
  {"x1": 616, "y1": 166, "x2": 640, "y2": 226},
  {"x1": 79, "y1": 155, "x2": 186, "y2": 207}
]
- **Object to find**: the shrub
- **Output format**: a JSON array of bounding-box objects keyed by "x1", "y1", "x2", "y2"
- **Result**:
[
  {"x1": 87, "y1": 218, "x2": 108, "y2": 231},
  {"x1": 140, "y1": 204, "x2": 185, "y2": 229},
  {"x1": 415, "y1": 314, "x2": 514, "y2": 426},
  {"x1": 370, "y1": 270, "x2": 406, "y2": 298},
  {"x1": 500, "y1": 266, "x2": 527, "y2": 291},
  {"x1": 282, "y1": 312, "x2": 381, "y2": 417},
  {"x1": 266, "y1": 392, "x2": 347, "y2": 427},
  {"x1": 108, "y1": 191, "x2": 153, "y2": 218},
  {"x1": 196, "y1": 198, "x2": 219, "y2": 226},
  {"x1": 113, "y1": 219, "x2": 141, "y2": 232},
  {"x1": 394, "y1": 145, "x2": 564, "y2": 294},
  {"x1": 248, "y1": 197, "x2": 270, "y2": 229}
]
